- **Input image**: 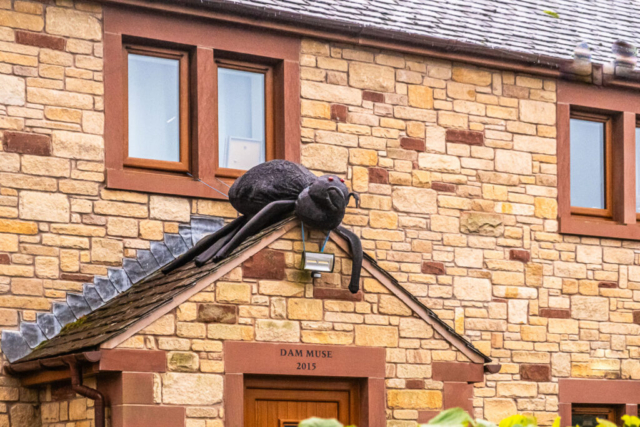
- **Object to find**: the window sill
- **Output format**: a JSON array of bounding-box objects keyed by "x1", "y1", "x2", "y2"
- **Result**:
[
  {"x1": 559, "y1": 215, "x2": 640, "y2": 240},
  {"x1": 106, "y1": 168, "x2": 230, "y2": 200}
]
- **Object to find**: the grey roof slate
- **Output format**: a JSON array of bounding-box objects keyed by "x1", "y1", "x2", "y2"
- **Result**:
[{"x1": 200, "y1": 0, "x2": 640, "y2": 64}]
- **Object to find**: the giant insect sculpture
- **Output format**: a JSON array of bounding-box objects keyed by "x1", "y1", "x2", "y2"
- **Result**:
[{"x1": 162, "y1": 160, "x2": 363, "y2": 293}]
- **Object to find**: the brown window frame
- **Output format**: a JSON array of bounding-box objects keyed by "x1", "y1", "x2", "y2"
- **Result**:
[
  {"x1": 568, "y1": 110, "x2": 613, "y2": 218},
  {"x1": 123, "y1": 44, "x2": 191, "y2": 174},
  {"x1": 558, "y1": 81, "x2": 640, "y2": 240},
  {"x1": 636, "y1": 120, "x2": 640, "y2": 220},
  {"x1": 571, "y1": 404, "x2": 624, "y2": 427},
  {"x1": 104, "y1": 6, "x2": 301, "y2": 199},
  {"x1": 558, "y1": 379, "x2": 639, "y2": 427},
  {"x1": 215, "y1": 58, "x2": 275, "y2": 180}
]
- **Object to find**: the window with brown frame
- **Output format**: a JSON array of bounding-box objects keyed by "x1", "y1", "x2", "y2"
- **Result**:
[
  {"x1": 569, "y1": 110, "x2": 613, "y2": 218},
  {"x1": 104, "y1": 6, "x2": 301, "y2": 199},
  {"x1": 558, "y1": 81, "x2": 640, "y2": 240},
  {"x1": 215, "y1": 58, "x2": 275, "y2": 179},
  {"x1": 635, "y1": 122, "x2": 640, "y2": 217},
  {"x1": 124, "y1": 44, "x2": 190, "y2": 173},
  {"x1": 572, "y1": 404, "x2": 624, "y2": 427}
]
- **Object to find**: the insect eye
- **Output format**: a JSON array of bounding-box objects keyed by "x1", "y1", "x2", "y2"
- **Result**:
[
  {"x1": 340, "y1": 178, "x2": 345, "y2": 183},
  {"x1": 328, "y1": 177, "x2": 333, "y2": 181}
]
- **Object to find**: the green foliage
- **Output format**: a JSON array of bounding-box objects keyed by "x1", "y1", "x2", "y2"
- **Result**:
[
  {"x1": 543, "y1": 10, "x2": 560, "y2": 18},
  {"x1": 298, "y1": 409, "x2": 640, "y2": 427},
  {"x1": 298, "y1": 418, "x2": 343, "y2": 427},
  {"x1": 427, "y1": 408, "x2": 475, "y2": 426},
  {"x1": 425, "y1": 407, "x2": 497, "y2": 427},
  {"x1": 499, "y1": 414, "x2": 537, "y2": 427},
  {"x1": 596, "y1": 419, "x2": 617, "y2": 427},
  {"x1": 622, "y1": 416, "x2": 640, "y2": 427}
]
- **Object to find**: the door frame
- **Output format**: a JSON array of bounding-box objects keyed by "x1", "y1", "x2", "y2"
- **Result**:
[{"x1": 224, "y1": 342, "x2": 386, "y2": 427}]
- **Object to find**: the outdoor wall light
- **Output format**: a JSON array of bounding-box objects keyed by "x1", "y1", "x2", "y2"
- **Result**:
[
  {"x1": 301, "y1": 223, "x2": 335, "y2": 278},
  {"x1": 302, "y1": 251, "x2": 335, "y2": 278}
]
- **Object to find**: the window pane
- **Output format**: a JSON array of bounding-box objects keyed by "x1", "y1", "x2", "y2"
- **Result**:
[
  {"x1": 128, "y1": 53, "x2": 180, "y2": 162},
  {"x1": 572, "y1": 414, "x2": 603, "y2": 427},
  {"x1": 218, "y1": 67, "x2": 265, "y2": 170},
  {"x1": 636, "y1": 127, "x2": 640, "y2": 212},
  {"x1": 570, "y1": 118, "x2": 606, "y2": 209}
]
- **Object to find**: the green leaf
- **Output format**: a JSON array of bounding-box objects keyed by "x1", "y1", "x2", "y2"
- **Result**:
[
  {"x1": 596, "y1": 418, "x2": 618, "y2": 427},
  {"x1": 299, "y1": 418, "x2": 344, "y2": 427},
  {"x1": 543, "y1": 10, "x2": 560, "y2": 18},
  {"x1": 622, "y1": 415, "x2": 640, "y2": 427},
  {"x1": 499, "y1": 415, "x2": 537, "y2": 427},
  {"x1": 427, "y1": 407, "x2": 475, "y2": 427},
  {"x1": 477, "y1": 419, "x2": 498, "y2": 427}
]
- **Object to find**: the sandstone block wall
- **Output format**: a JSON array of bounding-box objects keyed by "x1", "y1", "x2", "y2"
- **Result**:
[
  {"x1": 127, "y1": 229, "x2": 465, "y2": 427},
  {"x1": 296, "y1": 38, "x2": 639, "y2": 423},
  {"x1": 0, "y1": 1, "x2": 636, "y2": 426}
]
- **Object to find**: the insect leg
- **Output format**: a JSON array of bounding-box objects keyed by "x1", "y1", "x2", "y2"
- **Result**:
[
  {"x1": 210, "y1": 200, "x2": 296, "y2": 262},
  {"x1": 161, "y1": 215, "x2": 247, "y2": 274},
  {"x1": 336, "y1": 226, "x2": 363, "y2": 293},
  {"x1": 194, "y1": 217, "x2": 248, "y2": 267}
]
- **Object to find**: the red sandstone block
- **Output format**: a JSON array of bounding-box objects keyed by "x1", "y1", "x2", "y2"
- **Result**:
[
  {"x1": 421, "y1": 261, "x2": 445, "y2": 275},
  {"x1": 509, "y1": 249, "x2": 531, "y2": 263},
  {"x1": 363, "y1": 91, "x2": 384, "y2": 103},
  {"x1": 313, "y1": 287, "x2": 363, "y2": 301},
  {"x1": 0, "y1": 254, "x2": 9, "y2": 265},
  {"x1": 405, "y1": 379, "x2": 425, "y2": 389},
  {"x1": 60, "y1": 273, "x2": 94, "y2": 282},
  {"x1": 520, "y1": 364, "x2": 551, "y2": 382},
  {"x1": 433, "y1": 362, "x2": 484, "y2": 382},
  {"x1": 418, "y1": 411, "x2": 440, "y2": 423},
  {"x1": 445, "y1": 129, "x2": 484, "y2": 145},
  {"x1": 4, "y1": 131, "x2": 51, "y2": 156},
  {"x1": 111, "y1": 405, "x2": 185, "y2": 427},
  {"x1": 444, "y1": 382, "x2": 473, "y2": 414},
  {"x1": 368, "y1": 167, "x2": 389, "y2": 184},
  {"x1": 242, "y1": 249, "x2": 286, "y2": 280},
  {"x1": 539, "y1": 308, "x2": 571, "y2": 319},
  {"x1": 16, "y1": 31, "x2": 66, "y2": 51},
  {"x1": 598, "y1": 281, "x2": 617, "y2": 288},
  {"x1": 331, "y1": 104, "x2": 348, "y2": 122},
  {"x1": 431, "y1": 182, "x2": 456, "y2": 193},
  {"x1": 400, "y1": 137, "x2": 425, "y2": 152},
  {"x1": 633, "y1": 311, "x2": 640, "y2": 325}
]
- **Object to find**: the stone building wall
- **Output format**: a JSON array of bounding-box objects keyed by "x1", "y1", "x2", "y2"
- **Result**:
[
  {"x1": 40, "y1": 381, "x2": 94, "y2": 427},
  {"x1": 0, "y1": 1, "x2": 636, "y2": 426},
  {"x1": 125, "y1": 228, "x2": 466, "y2": 427},
  {"x1": 295, "y1": 39, "x2": 640, "y2": 422},
  {"x1": 0, "y1": 1, "x2": 234, "y2": 424}
]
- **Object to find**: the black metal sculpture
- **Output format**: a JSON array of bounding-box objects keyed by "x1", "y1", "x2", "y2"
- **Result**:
[{"x1": 162, "y1": 160, "x2": 363, "y2": 293}]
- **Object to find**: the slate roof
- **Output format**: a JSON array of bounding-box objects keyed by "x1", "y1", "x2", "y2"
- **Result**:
[
  {"x1": 1, "y1": 216, "x2": 225, "y2": 363},
  {"x1": 12, "y1": 217, "x2": 293, "y2": 363},
  {"x1": 197, "y1": 0, "x2": 640, "y2": 65},
  {"x1": 7, "y1": 216, "x2": 490, "y2": 365}
]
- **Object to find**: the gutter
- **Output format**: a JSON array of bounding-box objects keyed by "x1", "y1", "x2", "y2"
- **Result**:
[
  {"x1": 6, "y1": 351, "x2": 106, "y2": 427},
  {"x1": 64, "y1": 357, "x2": 105, "y2": 427},
  {"x1": 100, "y1": 0, "x2": 570, "y2": 77},
  {"x1": 5, "y1": 350, "x2": 102, "y2": 375}
]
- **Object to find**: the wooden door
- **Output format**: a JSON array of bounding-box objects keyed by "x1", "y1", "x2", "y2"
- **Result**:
[{"x1": 244, "y1": 377, "x2": 360, "y2": 427}]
